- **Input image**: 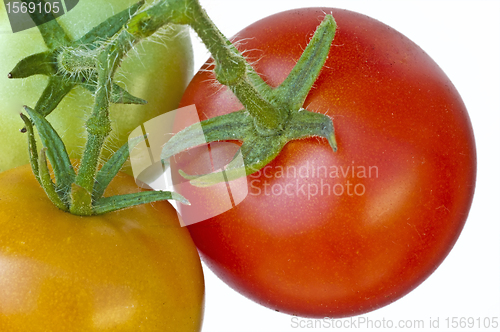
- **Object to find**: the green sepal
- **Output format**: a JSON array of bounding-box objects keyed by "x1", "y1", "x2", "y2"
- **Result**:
[
  {"x1": 110, "y1": 83, "x2": 147, "y2": 104},
  {"x1": 179, "y1": 134, "x2": 286, "y2": 187},
  {"x1": 8, "y1": 51, "x2": 56, "y2": 79},
  {"x1": 75, "y1": 0, "x2": 146, "y2": 47},
  {"x1": 93, "y1": 135, "x2": 146, "y2": 201},
  {"x1": 36, "y1": 76, "x2": 75, "y2": 117},
  {"x1": 38, "y1": 148, "x2": 70, "y2": 211},
  {"x1": 23, "y1": 106, "x2": 76, "y2": 195},
  {"x1": 93, "y1": 190, "x2": 190, "y2": 215},
  {"x1": 19, "y1": 113, "x2": 40, "y2": 184},
  {"x1": 174, "y1": 110, "x2": 336, "y2": 187},
  {"x1": 272, "y1": 15, "x2": 337, "y2": 110},
  {"x1": 160, "y1": 109, "x2": 253, "y2": 168},
  {"x1": 83, "y1": 82, "x2": 147, "y2": 105},
  {"x1": 26, "y1": 0, "x2": 70, "y2": 49},
  {"x1": 69, "y1": 183, "x2": 93, "y2": 215},
  {"x1": 286, "y1": 109, "x2": 337, "y2": 152}
]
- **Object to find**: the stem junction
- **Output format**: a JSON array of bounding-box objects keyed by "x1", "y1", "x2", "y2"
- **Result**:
[{"x1": 10, "y1": 0, "x2": 338, "y2": 213}]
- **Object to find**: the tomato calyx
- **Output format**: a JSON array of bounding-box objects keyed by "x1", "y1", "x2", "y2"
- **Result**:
[
  {"x1": 160, "y1": 107, "x2": 337, "y2": 187},
  {"x1": 9, "y1": 1, "x2": 193, "y2": 216},
  {"x1": 160, "y1": 13, "x2": 338, "y2": 187},
  {"x1": 8, "y1": 1, "x2": 148, "y2": 126},
  {"x1": 20, "y1": 107, "x2": 189, "y2": 216}
]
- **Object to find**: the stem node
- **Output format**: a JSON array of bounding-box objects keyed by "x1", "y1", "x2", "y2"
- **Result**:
[{"x1": 215, "y1": 53, "x2": 246, "y2": 86}]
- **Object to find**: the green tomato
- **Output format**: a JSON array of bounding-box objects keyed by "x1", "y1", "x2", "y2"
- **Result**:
[{"x1": 0, "y1": 0, "x2": 193, "y2": 173}]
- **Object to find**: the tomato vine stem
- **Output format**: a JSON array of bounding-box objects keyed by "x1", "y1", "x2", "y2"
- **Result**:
[
  {"x1": 160, "y1": 8, "x2": 338, "y2": 186},
  {"x1": 181, "y1": 0, "x2": 289, "y2": 133},
  {"x1": 11, "y1": 0, "x2": 338, "y2": 213}
]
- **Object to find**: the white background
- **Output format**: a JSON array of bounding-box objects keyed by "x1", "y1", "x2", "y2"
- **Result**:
[{"x1": 189, "y1": 1, "x2": 500, "y2": 331}]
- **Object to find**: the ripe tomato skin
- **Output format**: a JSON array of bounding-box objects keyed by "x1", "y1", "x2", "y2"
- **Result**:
[
  {"x1": 177, "y1": 8, "x2": 476, "y2": 317},
  {"x1": 0, "y1": 164, "x2": 204, "y2": 331},
  {"x1": 0, "y1": 0, "x2": 193, "y2": 173}
]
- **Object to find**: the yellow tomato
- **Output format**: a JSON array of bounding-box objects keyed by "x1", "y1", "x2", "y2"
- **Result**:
[{"x1": 0, "y1": 164, "x2": 204, "y2": 331}]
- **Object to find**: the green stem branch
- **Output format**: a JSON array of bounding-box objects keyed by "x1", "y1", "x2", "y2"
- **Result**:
[
  {"x1": 180, "y1": 0, "x2": 288, "y2": 132},
  {"x1": 14, "y1": 0, "x2": 337, "y2": 212}
]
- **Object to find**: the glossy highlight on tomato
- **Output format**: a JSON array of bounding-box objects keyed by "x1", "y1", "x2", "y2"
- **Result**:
[
  {"x1": 176, "y1": 8, "x2": 476, "y2": 318},
  {"x1": 0, "y1": 164, "x2": 205, "y2": 331}
]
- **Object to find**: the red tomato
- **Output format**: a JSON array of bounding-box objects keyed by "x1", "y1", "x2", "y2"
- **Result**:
[{"x1": 175, "y1": 8, "x2": 476, "y2": 318}]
